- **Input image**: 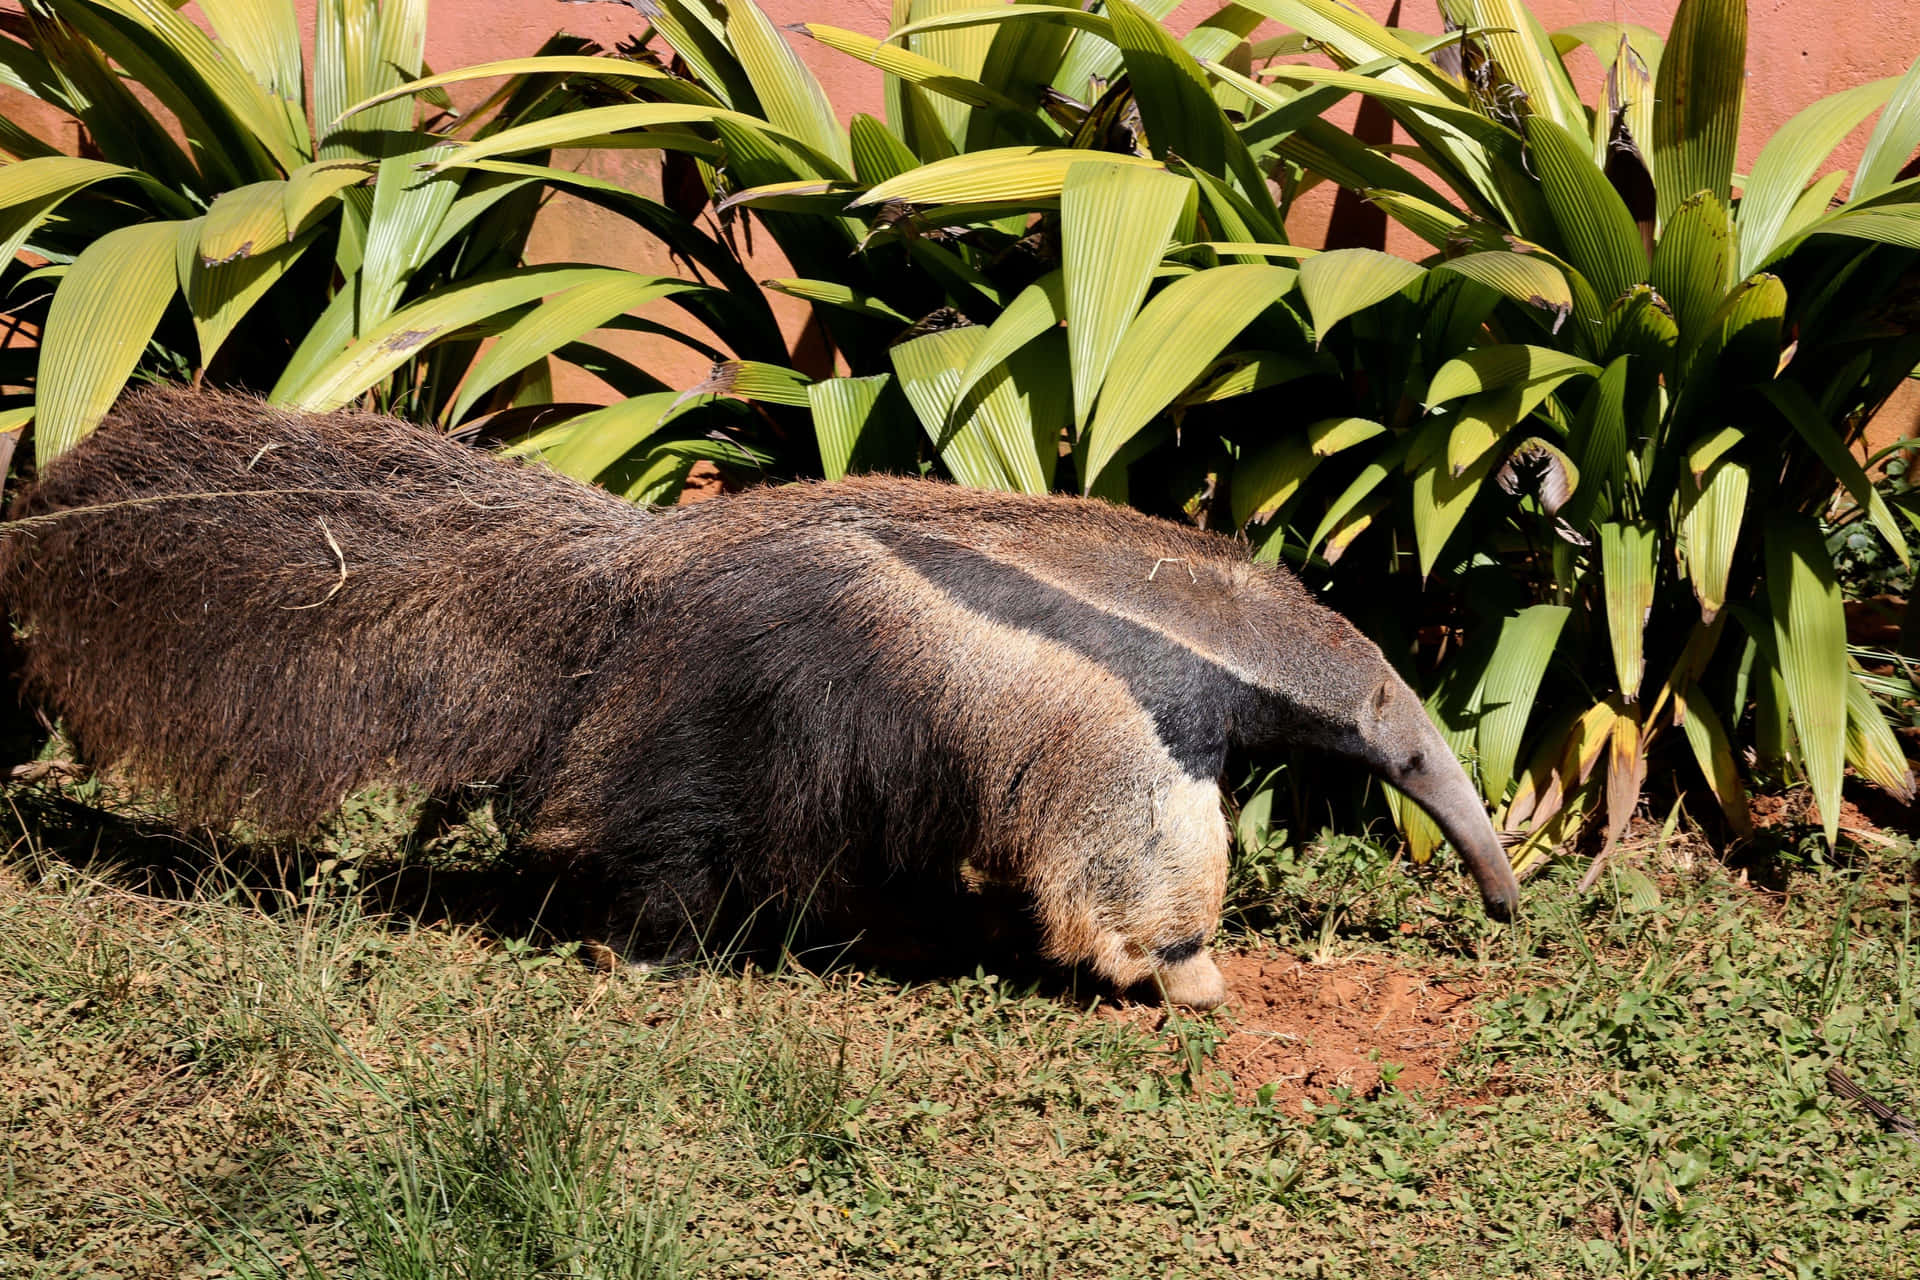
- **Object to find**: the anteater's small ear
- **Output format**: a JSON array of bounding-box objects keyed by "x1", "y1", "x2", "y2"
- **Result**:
[{"x1": 1371, "y1": 681, "x2": 1393, "y2": 716}]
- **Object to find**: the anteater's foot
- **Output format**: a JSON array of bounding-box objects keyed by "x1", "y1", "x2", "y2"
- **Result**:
[{"x1": 1156, "y1": 951, "x2": 1229, "y2": 1010}]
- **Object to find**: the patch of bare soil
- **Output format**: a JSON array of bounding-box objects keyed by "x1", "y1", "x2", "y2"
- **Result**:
[{"x1": 1211, "y1": 952, "x2": 1484, "y2": 1111}]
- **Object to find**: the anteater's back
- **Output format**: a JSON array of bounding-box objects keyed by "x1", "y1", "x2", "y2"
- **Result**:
[{"x1": 0, "y1": 386, "x2": 664, "y2": 828}]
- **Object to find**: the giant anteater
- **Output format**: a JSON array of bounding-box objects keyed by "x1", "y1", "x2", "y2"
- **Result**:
[{"x1": 0, "y1": 387, "x2": 1519, "y2": 1008}]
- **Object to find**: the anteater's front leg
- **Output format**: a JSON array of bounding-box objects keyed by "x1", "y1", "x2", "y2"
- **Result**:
[{"x1": 1021, "y1": 770, "x2": 1232, "y2": 1009}]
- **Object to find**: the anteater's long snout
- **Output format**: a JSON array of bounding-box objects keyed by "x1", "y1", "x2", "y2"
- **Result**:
[{"x1": 1369, "y1": 687, "x2": 1521, "y2": 922}]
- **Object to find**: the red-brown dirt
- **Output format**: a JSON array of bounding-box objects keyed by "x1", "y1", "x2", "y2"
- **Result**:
[
  {"x1": 1212, "y1": 952, "x2": 1485, "y2": 1111},
  {"x1": 1100, "y1": 950, "x2": 1490, "y2": 1112}
]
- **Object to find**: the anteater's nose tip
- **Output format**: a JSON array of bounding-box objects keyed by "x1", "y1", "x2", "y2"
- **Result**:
[{"x1": 1481, "y1": 886, "x2": 1519, "y2": 923}]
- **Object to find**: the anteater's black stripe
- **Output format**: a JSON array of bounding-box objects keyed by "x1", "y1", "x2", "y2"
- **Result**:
[
  {"x1": 1154, "y1": 934, "x2": 1206, "y2": 966},
  {"x1": 870, "y1": 526, "x2": 1246, "y2": 780}
]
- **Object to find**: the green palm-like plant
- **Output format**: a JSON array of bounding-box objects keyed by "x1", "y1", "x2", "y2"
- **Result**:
[
  {"x1": 1176, "y1": 0, "x2": 1920, "y2": 863},
  {"x1": 0, "y1": 0, "x2": 788, "y2": 492},
  {"x1": 18, "y1": 0, "x2": 1919, "y2": 877}
]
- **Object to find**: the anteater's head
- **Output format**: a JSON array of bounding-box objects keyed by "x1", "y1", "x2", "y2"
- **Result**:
[{"x1": 1221, "y1": 567, "x2": 1521, "y2": 923}]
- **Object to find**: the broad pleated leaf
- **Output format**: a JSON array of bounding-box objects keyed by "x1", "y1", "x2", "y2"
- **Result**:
[
  {"x1": 1845, "y1": 667, "x2": 1917, "y2": 802},
  {"x1": 1676, "y1": 458, "x2": 1748, "y2": 622},
  {"x1": 809, "y1": 374, "x2": 895, "y2": 481},
  {"x1": 180, "y1": 222, "x2": 319, "y2": 367},
  {"x1": 1060, "y1": 163, "x2": 1194, "y2": 432},
  {"x1": 198, "y1": 179, "x2": 290, "y2": 264},
  {"x1": 1777, "y1": 170, "x2": 1848, "y2": 248},
  {"x1": 441, "y1": 104, "x2": 835, "y2": 174},
  {"x1": 1552, "y1": 21, "x2": 1666, "y2": 73},
  {"x1": 1432, "y1": 251, "x2": 1573, "y2": 330},
  {"x1": 892, "y1": 325, "x2": 1060, "y2": 493},
  {"x1": 1651, "y1": 0, "x2": 1746, "y2": 227},
  {"x1": 1108, "y1": 0, "x2": 1269, "y2": 207},
  {"x1": 849, "y1": 113, "x2": 921, "y2": 184},
  {"x1": 1678, "y1": 684, "x2": 1753, "y2": 836},
  {"x1": 1600, "y1": 700, "x2": 1648, "y2": 854},
  {"x1": 537, "y1": 392, "x2": 687, "y2": 483},
  {"x1": 1672, "y1": 274, "x2": 1785, "y2": 431},
  {"x1": 1183, "y1": 351, "x2": 1315, "y2": 406},
  {"x1": 723, "y1": 0, "x2": 851, "y2": 170},
  {"x1": 35, "y1": 219, "x2": 184, "y2": 465},
  {"x1": 1297, "y1": 249, "x2": 1426, "y2": 343},
  {"x1": 641, "y1": 0, "x2": 760, "y2": 113},
  {"x1": 855, "y1": 145, "x2": 1162, "y2": 207},
  {"x1": 283, "y1": 160, "x2": 371, "y2": 236},
  {"x1": 1600, "y1": 30, "x2": 1661, "y2": 171},
  {"x1": 0, "y1": 156, "x2": 179, "y2": 268},
  {"x1": 62, "y1": 0, "x2": 303, "y2": 176},
  {"x1": 315, "y1": 0, "x2": 429, "y2": 151},
  {"x1": 796, "y1": 23, "x2": 1022, "y2": 111},
  {"x1": 1739, "y1": 77, "x2": 1895, "y2": 275},
  {"x1": 1255, "y1": 64, "x2": 1515, "y2": 144},
  {"x1": 1504, "y1": 699, "x2": 1617, "y2": 832},
  {"x1": 1424, "y1": 345, "x2": 1599, "y2": 409},
  {"x1": 1477, "y1": 604, "x2": 1572, "y2": 803},
  {"x1": 973, "y1": 0, "x2": 1080, "y2": 121},
  {"x1": 1232, "y1": 437, "x2": 1318, "y2": 528},
  {"x1": 1442, "y1": 388, "x2": 1529, "y2": 477},
  {"x1": 1410, "y1": 422, "x2": 1501, "y2": 577},
  {"x1": 358, "y1": 141, "x2": 460, "y2": 332},
  {"x1": 903, "y1": 0, "x2": 1004, "y2": 150},
  {"x1": 1525, "y1": 115, "x2": 1647, "y2": 307},
  {"x1": 1766, "y1": 516, "x2": 1848, "y2": 847},
  {"x1": 1649, "y1": 191, "x2": 1734, "y2": 348},
  {"x1": 1765, "y1": 381, "x2": 1909, "y2": 567},
  {"x1": 1600, "y1": 523, "x2": 1658, "y2": 699},
  {"x1": 451, "y1": 274, "x2": 703, "y2": 423},
  {"x1": 1307, "y1": 438, "x2": 1406, "y2": 559},
  {"x1": 678, "y1": 360, "x2": 815, "y2": 408},
  {"x1": 1081, "y1": 264, "x2": 1294, "y2": 490},
  {"x1": 950, "y1": 270, "x2": 1064, "y2": 420},
  {"x1": 1855, "y1": 53, "x2": 1920, "y2": 199},
  {"x1": 1308, "y1": 416, "x2": 1386, "y2": 455},
  {"x1": 281, "y1": 265, "x2": 632, "y2": 412},
  {"x1": 196, "y1": 0, "x2": 307, "y2": 142},
  {"x1": 1803, "y1": 206, "x2": 1920, "y2": 252},
  {"x1": 762, "y1": 278, "x2": 911, "y2": 323},
  {"x1": 1686, "y1": 425, "x2": 1744, "y2": 481},
  {"x1": 1235, "y1": 0, "x2": 1447, "y2": 86}
]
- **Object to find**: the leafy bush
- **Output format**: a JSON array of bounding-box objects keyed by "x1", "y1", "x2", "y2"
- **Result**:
[
  {"x1": 15, "y1": 0, "x2": 1920, "y2": 874},
  {"x1": 421, "y1": 0, "x2": 1920, "y2": 866},
  {"x1": 0, "y1": 0, "x2": 787, "y2": 493},
  {"x1": 1205, "y1": 0, "x2": 1920, "y2": 863}
]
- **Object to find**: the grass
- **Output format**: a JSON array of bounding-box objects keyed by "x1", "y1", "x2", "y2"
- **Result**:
[{"x1": 1, "y1": 780, "x2": 1917, "y2": 1278}]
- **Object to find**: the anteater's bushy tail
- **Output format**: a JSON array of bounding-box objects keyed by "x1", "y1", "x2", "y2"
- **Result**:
[{"x1": 0, "y1": 386, "x2": 663, "y2": 829}]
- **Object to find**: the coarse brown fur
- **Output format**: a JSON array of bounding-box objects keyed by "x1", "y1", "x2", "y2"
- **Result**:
[{"x1": 0, "y1": 387, "x2": 1518, "y2": 1008}]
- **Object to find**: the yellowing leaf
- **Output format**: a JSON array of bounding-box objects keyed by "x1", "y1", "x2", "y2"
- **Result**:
[
  {"x1": 35, "y1": 219, "x2": 185, "y2": 464},
  {"x1": 1297, "y1": 248, "x2": 1425, "y2": 343}
]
